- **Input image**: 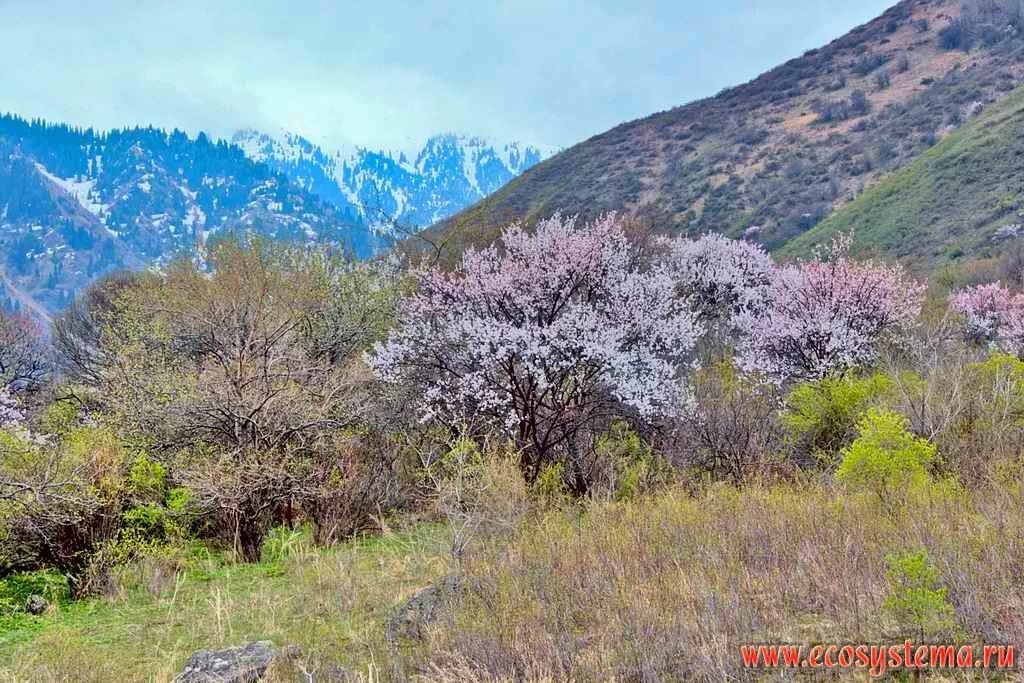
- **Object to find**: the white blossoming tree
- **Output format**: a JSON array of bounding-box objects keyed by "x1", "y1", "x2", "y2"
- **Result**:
[
  {"x1": 659, "y1": 233, "x2": 775, "y2": 334},
  {"x1": 370, "y1": 214, "x2": 702, "y2": 487}
]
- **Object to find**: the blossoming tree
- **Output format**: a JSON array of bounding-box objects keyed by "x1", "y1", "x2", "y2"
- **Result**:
[
  {"x1": 949, "y1": 281, "x2": 1024, "y2": 354},
  {"x1": 736, "y1": 240, "x2": 925, "y2": 382},
  {"x1": 659, "y1": 233, "x2": 774, "y2": 331},
  {"x1": 370, "y1": 214, "x2": 702, "y2": 485}
]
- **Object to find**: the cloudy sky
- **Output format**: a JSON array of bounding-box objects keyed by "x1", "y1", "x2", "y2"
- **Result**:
[{"x1": 3, "y1": 1, "x2": 892, "y2": 153}]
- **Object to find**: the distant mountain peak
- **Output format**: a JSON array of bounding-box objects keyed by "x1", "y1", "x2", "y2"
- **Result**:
[{"x1": 230, "y1": 129, "x2": 549, "y2": 231}]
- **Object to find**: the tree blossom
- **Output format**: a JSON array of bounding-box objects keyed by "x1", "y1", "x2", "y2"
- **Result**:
[
  {"x1": 736, "y1": 247, "x2": 925, "y2": 382},
  {"x1": 658, "y1": 233, "x2": 774, "y2": 331},
  {"x1": 369, "y1": 214, "x2": 702, "y2": 481},
  {"x1": 0, "y1": 386, "x2": 25, "y2": 429},
  {"x1": 949, "y1": 281, "x2": 1024, "y2": 354}
]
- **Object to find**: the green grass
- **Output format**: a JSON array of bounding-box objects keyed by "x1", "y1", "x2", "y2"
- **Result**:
[
  {"x1": 781, "y1": 84, "x2": 1024, "y2": 270},
  {"x1": 0, "y1": 523, "x2": 450, "y2": 682}
]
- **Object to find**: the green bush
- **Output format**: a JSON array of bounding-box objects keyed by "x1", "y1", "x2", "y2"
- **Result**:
[
  {"x1": 883, "y1": 550, "x2": 955, "y2": 638},
  {"x1": 783, "y1": 372, "x2": 896, "y2": 465},
  {"x1": 836, "y1": 409, "x2": 936, "y2": 502},
  {"x1": 593, "y1": 421, "x2": 674, "y2": 501}
]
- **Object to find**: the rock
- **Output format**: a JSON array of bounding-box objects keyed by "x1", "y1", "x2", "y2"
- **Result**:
[
  {"x1": 174, "y1": 641, "x2": 300, "y2": 683},
  {"x1": 24, "y1": 594, "x2": 48, "y2": 615},
  {"x1": 386, "y1": 574, "x2": 463, "y2": 644}
]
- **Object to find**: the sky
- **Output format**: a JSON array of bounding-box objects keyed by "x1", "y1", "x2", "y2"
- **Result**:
[{"x1": 1, "y1": 1, "x2": 894, "y2": 154}]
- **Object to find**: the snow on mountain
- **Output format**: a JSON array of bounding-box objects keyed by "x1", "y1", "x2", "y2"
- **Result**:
[
  {"x1": 231, "y1": 129, "x2": 549, "y2": 234},
  {"x1": 0, "y1": 114, "x2": 377, "y2": 315}
]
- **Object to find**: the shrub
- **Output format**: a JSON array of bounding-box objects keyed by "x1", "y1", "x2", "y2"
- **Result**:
[
  {"x1": 883, "y1": 550, "x2": 956, "y2": 638},
  {"x1": 783, "y1": 372, "x2": 896, "y2": 466},
  {"x1": 939, "y1": 18, "x2": 967, "y2": 50},
  {"x1": 68, "y1": 237, "x2": 400, "y2": 562},
  {"x1": 297, "y1": 430, "x2": 406, "y2": 546},
  {"x1": 669, "y1": 360, "x2": 784, "y2": 482},
  {"x1": 0, "y1": 423, "x2": 125, "y2": 595},
  {"x1": 874, "y1": 69, "x2": 892, "y2": 90},
  {"x1": 590, "y1": 420, "x2": 673, "y2": 501},
  {"x1": 0, "y1": 310, "x2": 49, "y2": 393},
  {"x1": 853, "y1": 53, "x2": 888, "y2": 76},
  {"x1": 836, "y1": 409, "x2": 936, "y2": 503}
]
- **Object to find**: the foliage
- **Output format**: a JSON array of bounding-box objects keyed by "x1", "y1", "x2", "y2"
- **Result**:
[
  {"x1": 882, "y1": 550, "x2": 956, "y2": 637},
  {"x1": 836, "y1": 409, "x2": 936, "y2": 502},
  {"x1": 0, "y1": 421, "x2": 125, "y2": 595},
  {"x1": 592, "y1": 420, "x2": 673, "y2": 501},
  {"x1": 783, "y1": 371, "x2": 896, "y2": 465}
]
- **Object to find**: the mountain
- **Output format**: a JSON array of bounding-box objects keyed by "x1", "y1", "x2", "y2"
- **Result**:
[
  {"x1": 426, "y1": 0, "x2": 1024, "y2": 266},
  {"x1": 782, "y1": 81, "x2": 1024, "y2": 268},
  {"x1": 231, "y1": 129, "x2": 547, "y2": 233},
  {"x1": 0, "y1": 118, "x2": 546, "y2": 317},
  {"x1": 0, "y1": 115, "x2": 383, "y2": 315}
]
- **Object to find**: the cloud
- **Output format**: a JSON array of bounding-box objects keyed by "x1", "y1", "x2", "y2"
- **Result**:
[{"x1": 0, "y1": 0, "x2": 893, "y2": 150}]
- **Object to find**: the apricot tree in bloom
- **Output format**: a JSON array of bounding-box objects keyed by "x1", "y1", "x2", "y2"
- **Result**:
[
  {"x1": 659, "y1": 233, "x2": 774, "y2": 331},
  {"x1": 736, "y1": 246, "x2": 925, "y2": 382},
  {"x1": 949, "y1": 282, "x2": 1024, "y2": 355},
  {"x1": 370, "y1": 214, "x2": 702, "y2": 483}
]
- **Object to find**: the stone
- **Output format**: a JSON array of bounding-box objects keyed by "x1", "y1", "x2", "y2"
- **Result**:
[
  {"x1": 24, "y1": 594, "x2": 48, "y2": 615},
  {"x1": 386, "y1": 574, "x2": 463, "y2": 644},
  {"x1": 174, "y1": 641, "x2": 299, "y2": 683}
]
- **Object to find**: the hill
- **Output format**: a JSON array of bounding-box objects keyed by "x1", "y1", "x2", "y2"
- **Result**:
[
  {"x1": 425, "y1": 0, "x2": 1024, "y2": 261},
  {"x1": 781, "y1": 82, "x2": 1024, "y2": 269}
]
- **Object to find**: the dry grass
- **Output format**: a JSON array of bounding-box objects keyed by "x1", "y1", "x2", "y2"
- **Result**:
[
  {"x1": 4, "y1": 475, "x2": 1024, "y2": 681},
  {"x1": 412, "y1": 480, "x2": 1024, "y2": 681}
]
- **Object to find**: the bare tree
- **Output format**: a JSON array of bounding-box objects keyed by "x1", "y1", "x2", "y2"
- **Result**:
[{"x1": 0, "y1": 310, "x2": 50, "y2": 392}]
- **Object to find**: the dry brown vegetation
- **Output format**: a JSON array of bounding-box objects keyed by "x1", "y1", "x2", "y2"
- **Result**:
[{"x1": 427, "y1": 0, "x2": 1024, "y2": 264}]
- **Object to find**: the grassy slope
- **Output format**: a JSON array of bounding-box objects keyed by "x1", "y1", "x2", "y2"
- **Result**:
[
  {"x1": 782, "y1": 84, "x2": 1024, "y2": 268},
  {"x1": 0, "y1": 524, "x2": 449, "y2": 682}
]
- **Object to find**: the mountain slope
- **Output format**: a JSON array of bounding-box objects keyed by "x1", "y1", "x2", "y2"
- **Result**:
[
  {"x1": 781, "y1": 82, "x2": 1024, "y2": 267},
  {"x1": 231, "y1": 130, "x2": 546, "y2": 232},
  {"x1": 427, "y1": 0, "x2": 1024, "y2": 259},
  {"x1": 0, "y1": 116, "x2": 377, "y2": 314}
]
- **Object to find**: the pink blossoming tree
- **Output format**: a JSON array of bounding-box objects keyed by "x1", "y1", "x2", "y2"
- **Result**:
[
  {"x1": 370, "y1": 214, "x2": 702, "y2": 486},
  {"x1": 736, "y1": 240, "x2": 925, "y2": 382},
  {"x1": 949, "y1": 281, "x2": 1024, "y2": 354}
]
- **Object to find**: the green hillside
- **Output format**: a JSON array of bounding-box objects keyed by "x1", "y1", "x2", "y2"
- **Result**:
[{"x1": 782, "y1": 84, "x2": 1024, "y2": 268}]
